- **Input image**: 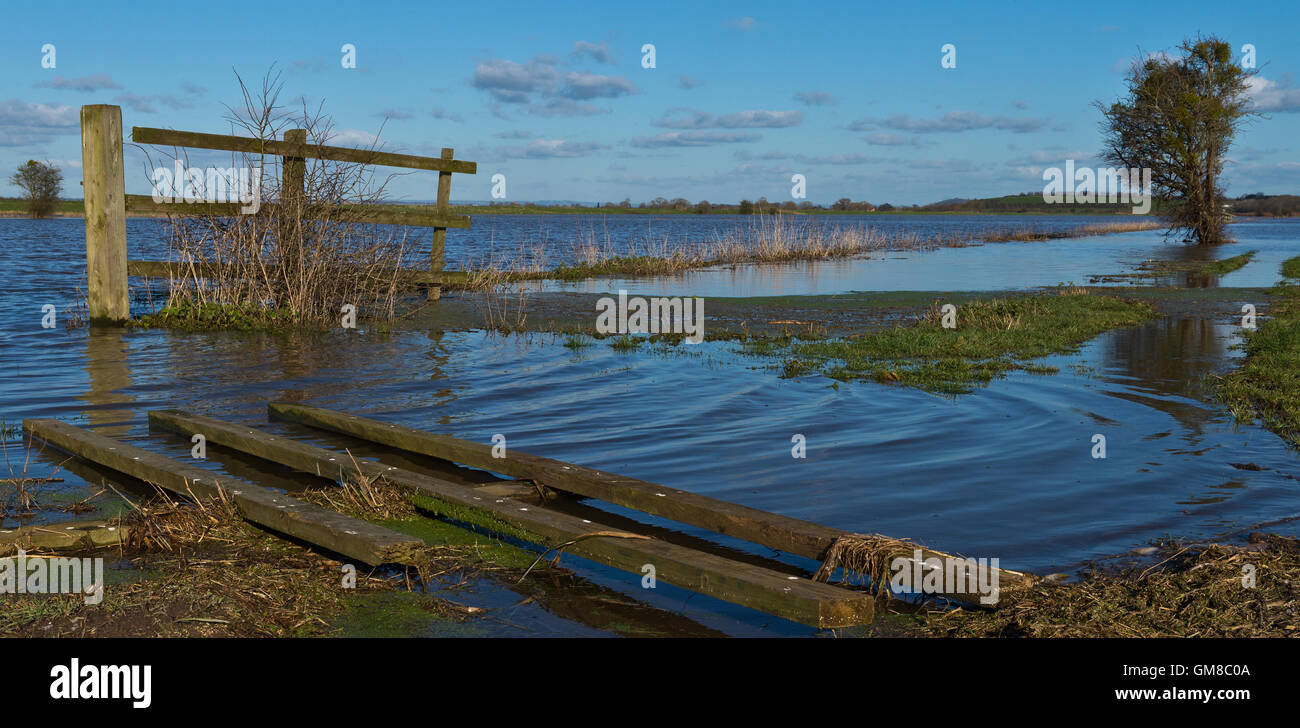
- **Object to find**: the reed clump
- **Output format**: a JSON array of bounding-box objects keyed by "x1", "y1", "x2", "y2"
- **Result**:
[
  {"x1": 137, "y1": 70, "x2": 420, "y2": 330},
  {"x1": 540, "y1": 217, "x2": 1162, "y2": 281}
]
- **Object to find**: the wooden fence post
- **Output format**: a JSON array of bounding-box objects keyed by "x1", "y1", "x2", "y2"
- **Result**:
[
  {"x1": 280, "y1": 128, "x2": 306, "y2": 264},
  {"x1": 80, "y1": 105, "x2": 128, "y2": 324},
  {"x1": 429, "y1": 147, "x2": 454, "y2": 301}
]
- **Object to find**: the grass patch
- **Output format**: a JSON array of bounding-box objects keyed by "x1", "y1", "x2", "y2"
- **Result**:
[
  {"x1": 1217, "y1": 257, "x2": 1300, "y2": 447},
  {"x1": 761, "y1": 291, "x2": 1156, "y2": 394}
]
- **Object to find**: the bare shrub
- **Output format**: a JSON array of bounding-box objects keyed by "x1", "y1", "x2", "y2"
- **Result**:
[{"x1": 139, "y1": 69, "x2": 424, "y2": 327}]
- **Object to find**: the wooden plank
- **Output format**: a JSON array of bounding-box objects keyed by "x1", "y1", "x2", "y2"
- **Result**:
[
  {"x1": 80, "y1": 105, "x2": 129, "y2": 323},
  {"x1": 267, "y1": 402, "x2": 1037, "y2": 605},
  {"x1": 0, "y1": 517, "x2": 128, "y2": 554},
  {"x1": 132, "y1": 127, "x2": 477, "y2": 174},
  {"x1": 148, "y1": 409, "x2": 874, "y2": 628},
  {"x1": 127, "y1": 259, "x2": 468, "y2": 286},
  {"x1": 123, "y1": 195, "x2": 471, "y2": 229},
  {"x1": 22, "y1": 419, "x2": 423, "y2": 567}
]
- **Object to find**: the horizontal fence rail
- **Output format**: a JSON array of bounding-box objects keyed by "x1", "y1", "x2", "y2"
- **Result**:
[
  {"x1": 122, "y1": 195, "x2": 472, "y2": 229},
  {"x1": 131, "y1": 127, "x2": 477, "y2": 174}
]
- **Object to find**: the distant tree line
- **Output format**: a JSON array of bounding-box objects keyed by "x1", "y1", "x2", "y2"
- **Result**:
[
  {"x1": 593, "y1": 196, "x2": 883, "y2": 214},
  {"x1": 475, "y1": 197, "x2": 885, "y2": 213},
  {"x1": 471, "y1": 191, "x2": 1300, "y2": 216},
  {"x1": 1230, "y1": 193, "x2": 1300, "y2": 217}
]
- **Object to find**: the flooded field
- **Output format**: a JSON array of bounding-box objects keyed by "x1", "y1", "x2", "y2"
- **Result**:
[{"x1": 3, "y1": 214, "x2": 1298, "y2": 636}]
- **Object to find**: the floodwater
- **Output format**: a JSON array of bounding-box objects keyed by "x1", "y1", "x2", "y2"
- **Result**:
[{"x1": 2, "y1": 214, "x2": 1298, "y2": 636}]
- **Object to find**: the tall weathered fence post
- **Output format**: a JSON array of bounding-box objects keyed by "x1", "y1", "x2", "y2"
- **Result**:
[
  {"x1": 429, "y1": 147, "x2": 454, "y2": 301},
  {"x1": 80, "y1": 105, "x2": 128, "y2": 324},
  {"x1": 281, "y1": 128, "x2": 306, "y2": 265}
]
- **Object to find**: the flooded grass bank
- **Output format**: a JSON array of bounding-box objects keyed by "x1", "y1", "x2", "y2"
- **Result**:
[
  {"x1": 746, "y1": 291, "x2": 1157, "y2": 394},
  {"x1": 1218, "y1": 257, "x2": 1300, "y2": 448}
]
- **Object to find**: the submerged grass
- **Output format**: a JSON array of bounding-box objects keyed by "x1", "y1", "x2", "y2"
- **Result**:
[
  {"x1": 1198, "y1": 251, "x2": 1257, "y2": 275},
  {"x1": 1217, "y1": 257, "x2": 1300, "y2": 447},
  {"x1": 753, "y1": 290, "x2": 1156, "y2": 394},
  {"x1": 1090, "y1": 250, "x2": 1257, "y2": 285}
]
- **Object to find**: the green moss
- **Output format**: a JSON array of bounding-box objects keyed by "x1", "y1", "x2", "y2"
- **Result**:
[
  {"x1": 760, "y1": 292, "x2": 1156, "y2": 394},
  {"x1": 332, "y1": 590, "x2": 486, "y2": 637},
  {"x1": 405, "y1": 494, "x2": 546, "y2": 558}
]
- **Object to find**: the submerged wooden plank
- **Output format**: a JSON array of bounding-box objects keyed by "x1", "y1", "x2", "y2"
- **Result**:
[
  {"x1": 267, "y1": 402, "x2": 1037, "y2": 605},
  {"x1": 267, "y1": 403, "x2": 844, "y2": 559},
  {"x1": 22, "y1": 419, "x2": 423, "y2": 567},
  {"x1": 131, "y1": 127, "x2": 478, "y2": 174},
  {"x1": 148, "y1": 409, "x2": 874, "y2": 628},
  {"x1": 0, "y1": 517, "x2": 128, "y2": 554}
]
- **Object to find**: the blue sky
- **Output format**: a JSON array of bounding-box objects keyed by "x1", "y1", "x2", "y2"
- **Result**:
[{"x1": 3, "y1": 0, "x2": 1299, "y2": 205}]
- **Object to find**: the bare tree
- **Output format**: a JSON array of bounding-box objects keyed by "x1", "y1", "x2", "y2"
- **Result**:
[
  {"x1": 1097, "y1": 35, "x2": 1258, "y2": 244},
  {"x1": 10, "y1": 160, "x2": 63, "y2": 218}
]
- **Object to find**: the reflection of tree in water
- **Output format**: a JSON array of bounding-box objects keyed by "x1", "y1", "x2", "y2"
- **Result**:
[
  {"x1": 1146, "y1": 242, "x2": 1226, "y2": 288},
  {"x1": 1099, "y1": 316, "x2": 1229, "y2": 437}
]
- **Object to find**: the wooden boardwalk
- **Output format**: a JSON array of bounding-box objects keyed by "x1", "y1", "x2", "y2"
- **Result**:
[
  {"x1": 20, "y1": 404, "x2": 1037, "y2": 629},
  {"x1": 268, "y1": 403, "x2": 1035, "y2": 602}
]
